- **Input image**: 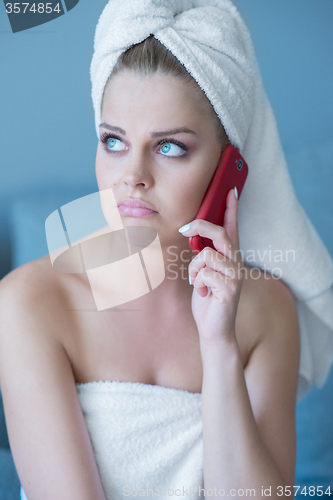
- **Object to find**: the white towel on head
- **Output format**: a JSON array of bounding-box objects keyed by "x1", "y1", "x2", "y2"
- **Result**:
[{"x1": 90, "y1": 0, "x2": 333, "y2": 402}]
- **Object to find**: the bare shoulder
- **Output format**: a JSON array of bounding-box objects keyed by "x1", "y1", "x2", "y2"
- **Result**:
[
  {"x1": 0, "y1": 255, "x2": 74, "y2": 354},
  {"x1": 0, "y1": 257, "x2": 106, "y2": 499},
  {"x1": 0, "y1": 254, "x2": 63, "y2": 302},
  {"x1": 239, "y1": 264, "x2": 300, "y2": 347}
]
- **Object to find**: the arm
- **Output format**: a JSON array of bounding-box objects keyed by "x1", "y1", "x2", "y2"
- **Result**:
[
  {"x1": 0, "y1": 264, "x2": 106, "y2": 500},
  {"x1": 180, "y1": 188, "x2": 300, "y2": 499},
  {"x1": 200, "y1": 275, "x2": 300, "y2": 499}
]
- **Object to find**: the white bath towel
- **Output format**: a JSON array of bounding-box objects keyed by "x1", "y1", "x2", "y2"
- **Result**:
[
  {"x1": 90, "y1": 0, "x2": 333, "y2": 401},
  {"x1": 76, "y1": 381, "x2": 203, "y2": 499},
  {"x1": 19, "y1": 381, "x2": 203, "y2": 500}
]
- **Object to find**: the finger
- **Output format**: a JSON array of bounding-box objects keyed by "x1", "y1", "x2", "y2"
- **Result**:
[
  {"x1": 188, "y1": 246, "x2": 238, "y2": 282},
  {"x1": 190, "y1": 266, "x2": 235, "y2": 298},
  {"x1": 179, "y1": 219, "x2": 240, "y2": 264},
  {"x1": 222, "y1": 188, "x2": 240, "y2": 252}
]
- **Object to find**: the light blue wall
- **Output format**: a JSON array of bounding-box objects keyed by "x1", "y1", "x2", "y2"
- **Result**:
[
  {"x1": 234, "y1": 0, "x2": 333, "y2": 149},
  {"x1": 0, "y1": 0, "x2": 332, "y2": 279}
]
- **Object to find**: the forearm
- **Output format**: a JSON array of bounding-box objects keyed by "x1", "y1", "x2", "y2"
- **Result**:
[{"x1": 200, "y1": 336, "x2": 286, "y2": 499}]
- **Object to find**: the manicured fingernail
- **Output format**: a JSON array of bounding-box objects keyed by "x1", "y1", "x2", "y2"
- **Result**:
[
  {"x1": 178, "y1": 222, "x2": 192, "y2": 233},
  {"x1": 188, "y1": 274, "x2": 193, "y2": 285},
  {"x1": 234, "y1": 186, "x2": 238, "y2": 200}
]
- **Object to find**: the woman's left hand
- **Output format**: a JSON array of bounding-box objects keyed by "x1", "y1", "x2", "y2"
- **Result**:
[{"x1": 179, "y1": 188, "x2": 245, "y2": 345}]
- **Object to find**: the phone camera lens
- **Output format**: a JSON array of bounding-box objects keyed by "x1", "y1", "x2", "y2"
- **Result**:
[{"x1": 237, "y1": 160, "x2": 243, "y2": 170}]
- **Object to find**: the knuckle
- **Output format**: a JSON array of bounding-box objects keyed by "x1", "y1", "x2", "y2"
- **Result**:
[
  {"x1": 202, "y1": 266, "x2": 211, "y2": 278},
  {"x1": 201, "y1": 266, "x2": 211, "y2": 279},
  {"x1": 219, "y1": 226, "x2": 227, "y2": 238},
  {"x1": 203, "y1": 246, "x2": 213, "y2": 260},
  {"x1": 196, "y1": 267, "x2": 204, "y2": 281},
  {"x1": 218, "y1": 251, "x2": 228, "y2": 264}
]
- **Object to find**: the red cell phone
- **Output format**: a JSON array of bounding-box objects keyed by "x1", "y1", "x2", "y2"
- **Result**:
[{"x1": 189, "y1": 144, "x2": 248, "y2": 255}]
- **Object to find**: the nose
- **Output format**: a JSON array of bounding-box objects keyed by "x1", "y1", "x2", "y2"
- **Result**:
[{"x1": 122, "y1": 152, "x2": 154, "y2": 189}]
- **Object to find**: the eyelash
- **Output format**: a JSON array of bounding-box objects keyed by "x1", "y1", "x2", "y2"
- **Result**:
[{"x1": 99, "y1": 132, "x2": 188, "y2": 157}]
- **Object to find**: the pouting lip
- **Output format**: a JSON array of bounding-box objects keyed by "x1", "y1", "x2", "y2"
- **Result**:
[{"x1": 117, "y1": 198, "x2": 158, "y2": 212}]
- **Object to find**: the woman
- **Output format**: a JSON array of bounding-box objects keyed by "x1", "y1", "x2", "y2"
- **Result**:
[{"x1": 0, "y1": 1, "x2": 332, "y2": 499}]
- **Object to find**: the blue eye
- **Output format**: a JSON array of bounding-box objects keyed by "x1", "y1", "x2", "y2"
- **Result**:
[
  {"x1": 100, "y1": 133, "x2": 126, "y2": 152},
  {"x1": 159, "y1": 141, "x2": 187, "y2": 157},
  {"x1": 107, "y1": 137, "x2": 125, "y2": 151},
  {"x1": 100, "y1": 132, "x2": 188, "y2": 157}
]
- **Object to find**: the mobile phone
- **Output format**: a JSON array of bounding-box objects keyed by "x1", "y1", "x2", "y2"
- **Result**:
[{"x1": 189, "y1": 144, "x2": 248, "y2": 255}]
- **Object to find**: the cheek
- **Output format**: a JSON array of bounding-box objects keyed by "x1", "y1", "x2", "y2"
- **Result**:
[
  {"x1": 95, "y1": 148, "x2": 103, "y2": 182},
  {"x1": 172, "y1": 171, "x2": 208, "y2": 218},
  {"x1": 95, "y1": 149, "x2": 116, "y2": 189}
]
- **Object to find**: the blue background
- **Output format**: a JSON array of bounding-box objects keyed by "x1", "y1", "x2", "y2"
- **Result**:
[{"x1": 0, "y1": 1, "x2": 333, "y2": 498}]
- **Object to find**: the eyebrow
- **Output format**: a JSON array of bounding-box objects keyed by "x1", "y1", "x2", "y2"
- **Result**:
[{"x1": 99, "y1": 123, "x2": 197, "y2": 138}]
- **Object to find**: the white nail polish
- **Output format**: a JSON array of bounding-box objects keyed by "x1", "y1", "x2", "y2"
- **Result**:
[
  {"x1": 188, "y1": 274, "x2": 192, "y2": 285},
  {"x1": 178, "y1": 222, "x2": 191, "y2": 233},
  {"x1": 234, "y1": 186, "x2": 238, "y2": 200}
]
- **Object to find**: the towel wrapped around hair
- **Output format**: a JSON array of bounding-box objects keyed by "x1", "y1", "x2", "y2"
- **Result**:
[{"x1": 90, "y1": 0, "x2": 333, "y2": 402}]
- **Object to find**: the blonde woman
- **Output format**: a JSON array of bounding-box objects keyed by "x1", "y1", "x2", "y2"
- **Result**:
[{"x1": 1, "y1": 2, "x2": 332, "y2": 500}]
